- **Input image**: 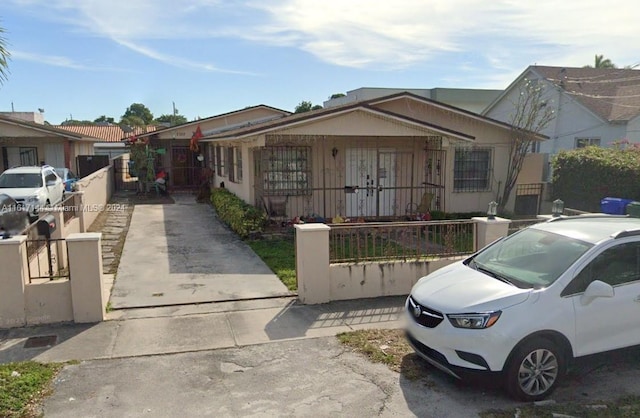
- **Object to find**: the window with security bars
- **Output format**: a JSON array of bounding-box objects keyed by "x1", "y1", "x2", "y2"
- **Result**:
[
  {"x1": 227, "y1": 146, "x2": 243, "y2": 183},
  {"x1": 261, "y1": 146, "x2": 311, "y2": 195},
  {"x1": 216, "y1": 145, "x2": 227, "y2": 177},
  {"x1": 454, "y1": 148, "x2": 492, "y2": 192}
]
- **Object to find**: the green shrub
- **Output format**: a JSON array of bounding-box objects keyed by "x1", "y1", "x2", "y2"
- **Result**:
[
  {"x1": 211, "y1": 188, "x2": 267, "y2": 238},
  {"x1": 552, "y1": 147, "x2": 640, "y2": 212}
]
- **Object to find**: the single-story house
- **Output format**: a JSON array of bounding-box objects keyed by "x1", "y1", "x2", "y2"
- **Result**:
[
  {"x1": 133, "y1": 105, "x2": 291, "y2": 188},
  {"x1": 0, "y1": 115, "x2": 99, "y2": 174},
  {"x1": 483, "y1": 65, "x2": 640, "y2": 156},
  {"x1": 197, "y1": 92, "x2": 546, "y2": 219}
]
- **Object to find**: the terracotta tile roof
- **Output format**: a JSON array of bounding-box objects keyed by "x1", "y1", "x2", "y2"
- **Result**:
[
  {"x1": 533, "y1": 66, "x2": 640, "y2": 122},
  {"x1": 54, "y1": 125, "x2": 159, "y2": 142}
]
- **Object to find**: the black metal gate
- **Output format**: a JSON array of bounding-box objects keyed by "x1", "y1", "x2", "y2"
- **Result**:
[
  {"x1": 112, "y1": 154, "x2": 137, "y2": 191},
  {"x1": 514, "y1": 183, "x2": 543, "y2": 217}
]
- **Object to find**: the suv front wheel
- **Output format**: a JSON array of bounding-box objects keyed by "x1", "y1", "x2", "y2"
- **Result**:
[{"x1": 505, "y1": 338, "x2": 565, "y2": 401}]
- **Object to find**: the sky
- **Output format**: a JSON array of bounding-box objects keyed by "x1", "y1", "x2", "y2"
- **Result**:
[{"x1": 1, "y1": 0, "x2": 639, "y2": 125}]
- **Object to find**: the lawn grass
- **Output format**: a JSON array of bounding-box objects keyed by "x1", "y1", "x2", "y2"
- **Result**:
[
  {"x1": 246, "y1": 238, "x2": 297, "y2": 291},
  {"x1": 0, "y1": 361, "x2": 62, "y2": 417},
  {"x1": 337, "y1": 329, "x2": 428, "y2": 381}
]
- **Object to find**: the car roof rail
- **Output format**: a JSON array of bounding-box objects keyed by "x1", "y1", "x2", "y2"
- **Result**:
[
  {"x1": 612, "y1": 229, "x2": 640, "y2": 239},
  {"x1": 547, "y1": 214, "x2": 630, "y2": 222}
]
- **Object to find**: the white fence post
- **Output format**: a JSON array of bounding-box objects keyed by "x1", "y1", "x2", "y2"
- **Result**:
[
  {"x1": 67, "y1": 232, "x2": 106, "y2": 323},
  {"x1": 295, "y1": 224, "x2": 331, "y2": 304},
  {"x1": 472, "y1": 216, "x2": 511, "y2": 250},
  {"x1": 0, "y1": 236, "x2": 28, "y2": 328}
]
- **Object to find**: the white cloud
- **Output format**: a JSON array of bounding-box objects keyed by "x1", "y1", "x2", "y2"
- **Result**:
[
  {"x1": 11, "y1": 50, "x2": 130, "y2": 71},
  {"x1": 7, "y1": 0, "x2": 640, "y2": 77}
]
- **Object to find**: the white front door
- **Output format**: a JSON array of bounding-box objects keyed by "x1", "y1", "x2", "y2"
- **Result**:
[{"x1": 345, "y1": 149, "x2": 396, "y2": 218}]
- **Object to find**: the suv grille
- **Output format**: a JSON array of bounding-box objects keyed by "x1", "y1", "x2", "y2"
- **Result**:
[{"x1": 408, "y1": 296, "x2": 444, "y2": 328}]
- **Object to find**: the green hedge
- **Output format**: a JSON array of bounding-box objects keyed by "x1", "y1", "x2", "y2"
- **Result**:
[
  {"x1": 210, "y1": 188, "x2": 267, "y2": 238},
  {"x1": 552, "y1": 147, "x2": 640, "y2": 212}
]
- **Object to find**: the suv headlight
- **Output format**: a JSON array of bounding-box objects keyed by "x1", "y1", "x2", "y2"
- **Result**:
[
  {"x1": 26, "y1": 195, "x2": 39, "y2": 204},
  {"x1": 447, "y1": 311, "x2": 501, "y2": 329}
]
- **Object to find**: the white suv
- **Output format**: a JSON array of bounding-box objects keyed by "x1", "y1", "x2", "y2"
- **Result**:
[
  {"x1": 406, "y1": 215, "x2": 640, "y2": 401},
  {"x1": 0, "y1": 165, "x2": 65, "y2": 219}
]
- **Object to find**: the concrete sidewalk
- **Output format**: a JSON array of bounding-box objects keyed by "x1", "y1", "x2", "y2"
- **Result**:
[{"x1": 0, "y1": 296, "x2": 406, "y2": 364}]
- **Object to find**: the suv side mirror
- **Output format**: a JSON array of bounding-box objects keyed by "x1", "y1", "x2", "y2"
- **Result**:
[{"x1": 580, "y1": 280, "x2": 614, "y2": 305}]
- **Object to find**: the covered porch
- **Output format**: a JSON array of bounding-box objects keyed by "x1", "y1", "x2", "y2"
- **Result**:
[{"x1": 203, "y1": 106, "x2": 477, "y2": 223}]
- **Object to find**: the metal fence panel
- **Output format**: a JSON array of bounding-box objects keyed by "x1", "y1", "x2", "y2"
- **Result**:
[{"x1": 329, "y1": 220, "x2": 476, "y2": 263}]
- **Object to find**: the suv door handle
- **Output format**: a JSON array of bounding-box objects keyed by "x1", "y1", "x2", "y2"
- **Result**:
[{"x1": 634, "y1": 296, "x2": 640, "y2": 303}]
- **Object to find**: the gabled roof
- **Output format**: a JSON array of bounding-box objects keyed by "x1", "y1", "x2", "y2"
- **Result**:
[
  {"x1": 0, "y1": 115, "x2": 98, "y2": 141},
  {"x1": 134, "y1": 104, "x2": 291, "y2": 139},
  {"x1": 533, "y1": 66, "x2": 640, "y2": 122},
  {"x1": 485, "y1": 65, "x2": 640, "y2": 123},
  {"x1": 55, "y1": 125, "x2": 158, "y2": 143},
  {"x1": 201, "y1": 101, "x2": 475, "y2": 142},
  {"x1": 200, "y1": 92, "x2": 542, "y2": 142}
]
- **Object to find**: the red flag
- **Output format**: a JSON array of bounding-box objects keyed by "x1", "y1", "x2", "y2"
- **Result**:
[{"x1": 190, "y1": 125, "x2": 203, "y2": 152}]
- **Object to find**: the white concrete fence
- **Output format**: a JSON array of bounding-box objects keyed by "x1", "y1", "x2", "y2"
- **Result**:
[
  {"x1": 295, "y1": 216, "x2": 511, "y2": 304},
  {"x1": 0, "y1": 165, "x2": 114, "y2": 329}
]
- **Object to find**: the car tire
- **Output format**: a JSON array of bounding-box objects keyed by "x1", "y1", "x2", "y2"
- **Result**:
[{"x1": 505, "y1": 338, "x2": 565, "y2": 402}]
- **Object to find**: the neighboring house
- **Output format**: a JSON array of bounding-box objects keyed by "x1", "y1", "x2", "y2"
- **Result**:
[
  {"x1": 55, "y1": 125, "x2": 158, "y2": 158},
  {"x1": 483, "y1": 66, "x2": 640, "y2": 156},
  {"x1": 133, "y1": 105, "x2": 291, "y2": 189},
  {"x1": 324, "y1": 87, "x2": 503, "y2": 114},
  {"x1": 0, "y1": 115, "x2": 98, "y2": 174},
  {"x1": 197, "y1": 92, "x2": 544, "y2": 220}
]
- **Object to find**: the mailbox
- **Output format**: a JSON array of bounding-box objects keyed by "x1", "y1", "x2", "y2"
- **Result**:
[{"x1": 36, "y1": 214, "x2": 57, "y2": 238}]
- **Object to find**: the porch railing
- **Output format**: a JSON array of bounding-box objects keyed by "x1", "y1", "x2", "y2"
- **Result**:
[{"x1": 329, "y1": 220, "x2": 476, "y2": 263}]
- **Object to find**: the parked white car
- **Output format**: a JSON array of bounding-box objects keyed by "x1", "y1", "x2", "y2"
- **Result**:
[
  {"x1": 0, "y1": 165, "x2": 65, "y2": 219},
  {"x1": 406, "y1": 215, "x2": 640, "y2": 401}
]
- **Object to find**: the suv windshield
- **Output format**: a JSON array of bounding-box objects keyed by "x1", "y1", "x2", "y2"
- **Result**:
[
  {"x1": 472, "y1": 228, "x2": 593, "y2": 288},
  {"x1": 0, "y1": 173, "x2": 43, "y2": 188}
]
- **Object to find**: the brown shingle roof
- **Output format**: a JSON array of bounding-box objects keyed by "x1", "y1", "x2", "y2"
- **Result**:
[
  {"x1": 533, "y1": 66, "x2": 640, "y2": 122},
  {"x1": 54, "y1": 125, "x2": 158, "y2": 142}
]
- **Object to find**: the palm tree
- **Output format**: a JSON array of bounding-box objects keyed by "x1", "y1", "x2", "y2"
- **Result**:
[
  {"x1": 0, "y1": 23, "x2": 9, "y2": 85},
  {"x1": 584, "y1": 54, "x2": 616, "y2": 69}
]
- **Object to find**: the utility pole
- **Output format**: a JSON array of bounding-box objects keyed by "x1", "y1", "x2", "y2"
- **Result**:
[{"x1": 172, "y1": 102, "x2": 177, "y2": 127}]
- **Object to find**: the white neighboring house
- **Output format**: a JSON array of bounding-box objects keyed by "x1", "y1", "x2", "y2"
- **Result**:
[{"x1": 483, "y1": 66, "x2": 640, "y2": 156}]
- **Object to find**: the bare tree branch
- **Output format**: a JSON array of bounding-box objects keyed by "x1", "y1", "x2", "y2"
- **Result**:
[{"x1": 499, "y1": 78, "x2": 555, "y2": 211}]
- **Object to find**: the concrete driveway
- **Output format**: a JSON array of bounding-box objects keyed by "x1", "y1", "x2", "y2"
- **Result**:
[{"x1": 110, "y1": 194, "x2": 291, "y2": 309}]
